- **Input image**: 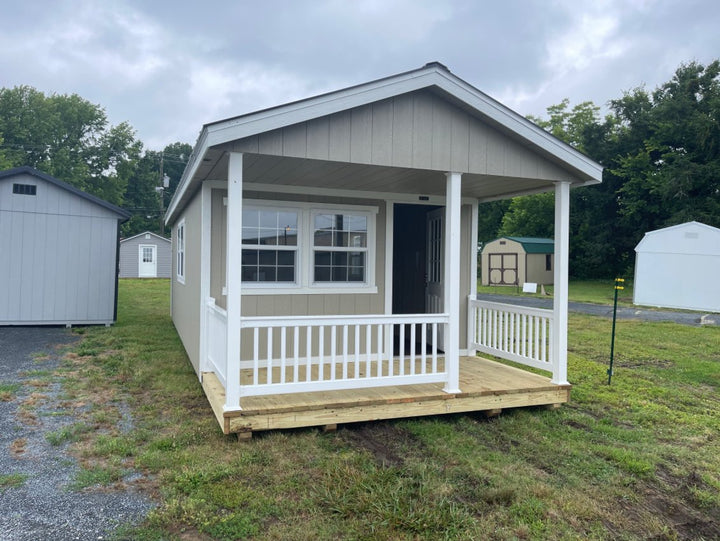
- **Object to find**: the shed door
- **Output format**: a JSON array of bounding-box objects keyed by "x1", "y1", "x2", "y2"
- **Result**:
[
  {"x1": 138, "y1": 244, "x2": 157, "y2": 278},
  {"x1": 488, "y1": 253, "x2": 518, "y2": 285},
  {"x1": 425, "y1": 208, "x2": 445, "y2": 349}
]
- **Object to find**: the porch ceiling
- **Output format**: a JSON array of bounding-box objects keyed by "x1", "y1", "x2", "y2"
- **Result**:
[{"x1": 199, "y1": 151, "x2": 561, "y2": 201}]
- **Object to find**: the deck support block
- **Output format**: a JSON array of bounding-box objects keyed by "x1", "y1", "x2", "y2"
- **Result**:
[
  {"x1": 322, "y1": 424, "x2": 338, "y2": 433},
  {"x1": 544, "y1": 403, "x2": 562, "y2": 411},
  {"x1": 484, "y1": 408, "x2": 502, "y2": 418},
  {"x1": 236, "y1": 430, "x2": 253, "y2": 442}
]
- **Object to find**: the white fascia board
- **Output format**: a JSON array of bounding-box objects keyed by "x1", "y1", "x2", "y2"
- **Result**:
[{"x1": 121, "y1": 231, "x2": 170, "y2": 244}]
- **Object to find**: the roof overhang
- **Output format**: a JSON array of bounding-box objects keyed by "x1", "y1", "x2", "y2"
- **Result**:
[{"x1": 166, "y1": 63, "x2": 603, "y2": 225}]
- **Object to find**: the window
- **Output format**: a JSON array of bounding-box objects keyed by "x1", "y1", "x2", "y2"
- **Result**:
[
  {"x1": 238, "y1": 201, "x2": 377, "y2": 293},
  {"x1": 312, "y1": 213, "x2": 367, "y2": 283},
  {"x1": 13, "y1": 183, "x2": 36, "y2": 195},
  {"x1": 143, "y1": 246, "x2": 154, "y2": 263},
  {"x1": 176, "y1": 220, "x2": 185, "y2": 283},
  {"x1": 241, "y1": 208, "x2": 298, "y2": 283},
  {"x1": 545, "y1": 254, "x2": 552, "y2": 271}
]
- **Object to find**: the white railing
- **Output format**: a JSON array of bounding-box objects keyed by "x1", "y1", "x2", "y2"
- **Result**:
[
  {"x1": 468, "y1": 297, "x2": 553, "y2": 373},
  {"x1": 238, "y1": 313, "x2": 449, "y2": 396},
  {"x1": 206, "y1": 298, "x2": 228, "y2": 387}
]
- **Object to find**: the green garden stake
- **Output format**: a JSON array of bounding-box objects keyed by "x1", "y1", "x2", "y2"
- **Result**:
[{"x1": 608, "y1": 278, "x2": 624, "y2": 385}]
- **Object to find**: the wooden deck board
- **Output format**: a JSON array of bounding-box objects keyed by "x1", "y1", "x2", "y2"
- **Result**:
[{"x1": 201, "y1": 357, "x2": 570, "y2": 434}]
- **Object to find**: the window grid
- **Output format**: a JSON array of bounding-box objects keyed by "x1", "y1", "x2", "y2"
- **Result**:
[
  {"x1": 241, "y1": 208, "x2": 299, "y2": 283},
  {"x1": 176, "y1": 220, "x2": 185, "y2": 283}
]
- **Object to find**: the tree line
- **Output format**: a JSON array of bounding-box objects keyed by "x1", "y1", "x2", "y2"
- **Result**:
[
  {"x1": 2, "y1": 60, "x2": 719, "y2": 276},
  {"x1": 0, "y1": 85, "x2": 191, "y2": 238},
  {"x1": 480, "y1": 60, "x2": 720, "y2": 278}
]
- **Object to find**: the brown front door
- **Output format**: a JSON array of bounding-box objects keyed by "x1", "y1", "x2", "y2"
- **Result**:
[{"x1": 488, "y1": 253, "x2": 518, "y2": 285}]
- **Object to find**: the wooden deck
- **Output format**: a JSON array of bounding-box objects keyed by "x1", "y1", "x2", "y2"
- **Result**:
[{"x1": 202, "y1": 357, "x2": 571, "y2": 435}]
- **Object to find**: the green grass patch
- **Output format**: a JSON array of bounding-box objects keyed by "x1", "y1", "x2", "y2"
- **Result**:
[
  {"x1": 51, "y1": 279, "x2": 720, "y2": 540},
  {"x1": 45, "y1": 422, "x2": 93, "y2": 446},
  {"x1": 478, "y1": 278, "x2": 636, "y2": 306},
  {"x1": 0, "y1": 382, "x2": 21, "y2": 401},
  {"x1": 0, "y1": 473, "x2": 28, "y2": 491}
]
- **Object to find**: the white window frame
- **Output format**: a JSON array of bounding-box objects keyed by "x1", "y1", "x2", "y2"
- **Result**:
[
  {"x1": 176, "y1": 219, "x2": 185, "y2": 284},
  {"x1": 241, "y1": 204, "x2": 301, "y2": 286},
  {"x1": 240, "y1": 200, "x2": 377, "y2": 295}
]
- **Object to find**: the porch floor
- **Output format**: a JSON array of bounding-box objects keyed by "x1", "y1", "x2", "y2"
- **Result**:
[{"x1": 201, "y1": 356, "x2": 571, "y2": 435}]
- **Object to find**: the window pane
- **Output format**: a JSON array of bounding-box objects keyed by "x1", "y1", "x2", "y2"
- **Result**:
[
  {"x1": 348, "y1": 267, "x2": 365, "y2": 281},
  {"x1": 331, "y1": 252, "x2": 347, "y2": 266},
  {"x1": 314, "y1": 214, "x2": 334, "y2": 231},
  {"x1": 279, "y1": 227, "x2": 297, "y2": 246},
  {"x1": 332, "y1": 267, "x2": 347, "y2": 281},
  {"x1": 242, "y1": 227, "x2": 259, "y2": 243},
  {"x1": 347, "y1": 215, "x2": 367, "y2": 232},
  {"x1": 277, "y1": 212, "x2": 297, "y2": 230},
  {"x1": 242, "y1": 209, "x2": 258, "y2": 228},
  {"x1": 332, "y1": 232, "x2": 348, "y2": 247},
  {"x1": 314, "y1": 266, "x2": 331, "y2": 281},
  {"x1": 242, "y1": 266, "x2": 257, "y2": 281},
  {"x1": 314, "y1": 230, "x2": 332, "y2": 246},
  {"x1": 349, "y1": 232, "x2": 367, "y2": 247},
  {"x1": 314, "y1": 251, "x2": 331, "y2": 265},
  {"x1": 258, "y1": 267, "x2": 276, "y2": 281},
  {"x1": 278, "y1": 251, "x2": 295, "y2": 265},
  {"x1": 258, "y1": 211, "x2": 278, "y2": 229},
  {"x1": 277, "y1": 267, "x2": 294, "y2": 282},
  {"x1": 242, "y1": 249, "x2": 258, "y2": 265},
  {"x1": 259, "y1": 251, "x2": 276, "y2": 265}
]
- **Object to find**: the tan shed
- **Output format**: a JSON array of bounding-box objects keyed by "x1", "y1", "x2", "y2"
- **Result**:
[{"x1": 481, "y1": 237, "x2": 554, "y2": 286}]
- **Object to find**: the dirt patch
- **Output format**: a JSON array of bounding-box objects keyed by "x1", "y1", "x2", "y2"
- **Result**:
[
  {"x1": 339, "y1": 421, "x2": 421, "y2": 468},
  {"x1": 10, "y1": 438, "x2": 27, "y2": 456}
]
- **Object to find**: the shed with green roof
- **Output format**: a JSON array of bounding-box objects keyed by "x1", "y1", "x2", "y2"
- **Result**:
[{"x1": 481, "y1": 237, "x2": 554, "y2": 286}]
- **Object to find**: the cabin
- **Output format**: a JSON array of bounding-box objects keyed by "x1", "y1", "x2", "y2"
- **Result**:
[
  {"x1": 481, "y1": 237, "x2": 554, "y2": 286},
  {"x1": 0, "y1": 166, "x2": 129, "y2": 326},
  {"x1": 119, "y1": 231, "x2": 172, "y2": 278},
  {"x1": 634, "y1": 221, "x2": 720, "y2": 313},
  {"x1": 164, "y1": 62, "x2": 603, "y2": 436}
]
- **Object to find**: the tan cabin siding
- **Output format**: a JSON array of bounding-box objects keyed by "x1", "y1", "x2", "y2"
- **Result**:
[
  {"x1": 526, "y1": 253, "x2": 554, "y2": 285},
  {"x1": 171, "y1": 194, "x2": 203, "y2": 374},
  {"x1": 226, "y1": 90, "x2": 573, "y2": 182}
]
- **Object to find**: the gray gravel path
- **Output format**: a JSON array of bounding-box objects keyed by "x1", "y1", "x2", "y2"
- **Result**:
[
  {"x1": 0, "y1": 327, "x2": 154, "y2": 541},
  {"x1": 476, "y1": 294, "x2": 719, "y2": 326}
]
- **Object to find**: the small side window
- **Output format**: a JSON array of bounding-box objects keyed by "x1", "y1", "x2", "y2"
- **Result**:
[
  {"x1": 176, "y1": 220, "x2": 186, "y2": 283},
  {"x1": 13, "y1": 183, "x2": 37, "y2": 195}
]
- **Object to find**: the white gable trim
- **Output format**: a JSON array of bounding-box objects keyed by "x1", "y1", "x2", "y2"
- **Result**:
[
  {"x1": 120, "y1": 230, "x2": 171, "y2": 245},
  {"x1": 166, "y1": 63, "x2": 602, "y2": 224}
]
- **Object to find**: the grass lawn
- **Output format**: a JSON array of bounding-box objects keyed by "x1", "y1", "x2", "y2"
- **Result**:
[
  {"x1": 478, "y1": 279, "x2": 636, "y2": 306},
  {"x1": 30, "y1": 279, "x2": 720, "y2": 540}
]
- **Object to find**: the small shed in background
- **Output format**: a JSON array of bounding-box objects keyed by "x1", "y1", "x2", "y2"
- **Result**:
[
  {"x1": 634, "y1": 221, "x2": 720, "y2": 312},
  {"x1": 0, "y1": 166, "x2": 129, "y2": 326},
  {"x1": 119, "y1": 231, "x2": 171, "y2": 278},
  {"x1": 481, "y1": 237, "x2": 554, "y2": 286}
]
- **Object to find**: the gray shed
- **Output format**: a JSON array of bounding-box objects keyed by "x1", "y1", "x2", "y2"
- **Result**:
[
  {"x1": 0, "y1": 166, "x2": 130, "y2": 326},
  {"x1": 119, "y1": 231, "x2": 171, "y2": 278}
]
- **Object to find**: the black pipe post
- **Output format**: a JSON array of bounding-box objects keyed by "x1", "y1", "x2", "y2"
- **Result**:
[{"x1": 608, "y1": 278, "x2": 624, "y2": 385}]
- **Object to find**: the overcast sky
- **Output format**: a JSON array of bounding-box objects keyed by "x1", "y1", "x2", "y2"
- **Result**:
[{"x1": 1, "y1": 0, "x2": 719, "y2": 151}]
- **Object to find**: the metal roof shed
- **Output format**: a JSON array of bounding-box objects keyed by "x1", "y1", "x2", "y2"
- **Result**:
[
  {"x1": 634, "y1": 221, "x2": 720, "y2": 313},
  {"x1": 0, "y1": 166, "x2": 130, "y2": 325},
  {"x1": 481, "y1": 237, "x2": 554, "y2": 286}
]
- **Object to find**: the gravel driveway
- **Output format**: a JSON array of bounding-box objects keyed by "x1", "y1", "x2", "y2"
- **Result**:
[{"x1": 0, "y1": 327, "x2": 154, "y2": 541}]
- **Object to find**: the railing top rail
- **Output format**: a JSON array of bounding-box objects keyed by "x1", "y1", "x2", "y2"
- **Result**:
[
  {"x1": 469, "y1": 298, "x2": 554, "y2": 318},
  {"x1": 240, "y1": 313, "x2": 450, "y2": 328}
]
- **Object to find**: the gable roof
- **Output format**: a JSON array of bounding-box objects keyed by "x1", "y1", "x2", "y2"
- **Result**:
[
  {"x1": 120, "y1": 231, "x2": 171, "y2": 244},
  {"x1": 635, "y1": 221, "x2": 720, "y2": 255},
  {"x1": 486, "y1": 236, "x2": 554, "y2": 254},
  {"x1": 0, "y1": 166, "x2": 130, "y2": 220},
  {"x1": 166, "y1": 62, "x2": 603, "y2": 224}
]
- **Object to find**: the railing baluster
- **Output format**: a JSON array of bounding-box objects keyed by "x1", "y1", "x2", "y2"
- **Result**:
[
  {"x1": 306, "y1": 326, "x2": 312, "y2": 382},
  {"x1": 421, "y1": 322, "x2": 427, "y2": 374},
  {"x1": 354, "y1": 324, "x2": 360, "y2": 379},
  {"x1": 342, "y1": 325, "x2": 348, "y2": 380},
  {"x1": 319, "y1": 326, "x2": 325, "y2": 381},
  {"x1": 399, "y1": 323, "x2": 405, "y2": 376},
  {"x1": 377, "y1": 324, "x2": 383, "y2": 377},
  {"x1": 410, "y1": 323, "x2": 416, "y2": 375},
  {"x1": 331, "y1": 326, "x2": 337, "y2": 381},
  {"x1": 253, "y1": 327, "x2": 259, "y2": 386},
  {"x1": 293, "y1": 326, "x2": 300, "y2": 383},
  {"x1": 267, "y1": 327, "x2": 273, "y2": 385},
  {"x1": 365, "y1": 324, "x2": 371, "y2": 378},
  {"x1": 280, "y1": 326, "x2": 287, "y2": 384},
  {"x1": 432, "y1": 322, "x2": 438, "y2": 374}
]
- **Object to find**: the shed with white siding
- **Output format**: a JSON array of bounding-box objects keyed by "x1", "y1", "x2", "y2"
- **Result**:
[
  {"x1": 0, "y1": 166, "x2": 130, "y2": 325},
  {"x1": 633, "y1": 221, "x2": 720, "y2": 313},
  {"x1": 119, "y1": 231, "x2": 171, "y2": 278}
]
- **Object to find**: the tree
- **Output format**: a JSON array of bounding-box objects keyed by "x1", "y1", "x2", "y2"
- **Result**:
[
  {"x1": 497, "y1": 192, "x2": 555, "y2": 238},
  {"x1": 0, "y1": 86, "x2": 140, "y2": 206}
]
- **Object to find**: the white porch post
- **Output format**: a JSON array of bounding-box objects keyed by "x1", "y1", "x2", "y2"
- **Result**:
[
  {"x1": 443, "y1": 172, "x2": 462, "y2": 394},
  {"x1": 552, "y1": 181, "x2": 571, "y2": 385},
  {"x1": 198, "y1": 182, "x2": 212, "y2": 379},
  {"x1": 225, "y1": 152, "x2": 243, "y2": 410}
]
